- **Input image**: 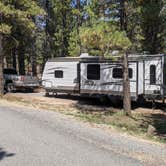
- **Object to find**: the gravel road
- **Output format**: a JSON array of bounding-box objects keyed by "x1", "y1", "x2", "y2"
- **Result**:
[{"x1": 0, "y1": 103, "x2": 165, "y2": 166}]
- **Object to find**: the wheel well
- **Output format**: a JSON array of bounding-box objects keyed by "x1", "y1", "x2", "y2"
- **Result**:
[{"x1": 5, "y1": 80, "x2": 13, "y2": 85}]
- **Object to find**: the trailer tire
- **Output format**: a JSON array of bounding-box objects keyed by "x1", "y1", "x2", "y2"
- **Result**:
[
  {"x1": 98, "y1": 96, "x2": 109, "y2": 105},
  {"x1": 45, "y1": 91, "x2": 50, "y2": 97},
  {"x1": 137, "y1": 95, "x2": 146, "y2": 106}
]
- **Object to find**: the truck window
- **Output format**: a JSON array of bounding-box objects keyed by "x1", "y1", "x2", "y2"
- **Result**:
[
  {"x1": 3, "y1": 69, "x2": 17, "y2": 75},
  {"x1": 55, "y1": 70, "x2": 63, "y2": 78},
  {"x1": 150, "y1": 65, "x2": 156, "y2": 85},
  {"x1": 87, "y1": 64, "x2": 100, "y2": 80}
]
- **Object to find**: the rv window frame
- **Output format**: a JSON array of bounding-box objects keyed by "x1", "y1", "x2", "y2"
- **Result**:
[
  {"x1": 87, "y1": 64, "x2": 100, "y2": 80},
  {"x1": 112, "y1": 68, "x2": 133, "y2": 79},
  {"x1": 54, "y1": 70, "x2": 63, "y2": 78},
  {"x1": 150, "y1": 65, "x2": 156, "y2": 85}
]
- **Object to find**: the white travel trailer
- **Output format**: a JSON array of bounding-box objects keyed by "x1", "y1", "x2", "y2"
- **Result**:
[
  {"x1": 42, "y1": 54, "x2": 166, "y2": 101},
  {"x1": 42, "y1": 57, "x2": 80, "y2": 95}
]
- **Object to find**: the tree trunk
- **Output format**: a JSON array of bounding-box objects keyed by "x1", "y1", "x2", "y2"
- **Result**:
[
  {"x1": 120, "y1": 0, "x2": 131, "y2": 115},
  {"x1": 120, "y1": 0, "x2": 127, "y2": 31},
  {"x1": 18, "y1": 47, "x2": 25, "y2": 75},
  {"x1": 76, "y1": 0, "x2": 81, "y2": 54},
  {"x1": 0, "y1": 35, "x2": 4, "y2": 96},
  {"x1": 123, "y1": 52, "x2": 131, "y2": 116},
  {"x1": 31, "y1": 53, "x2": 37, "y2": 76},
  {"x1": 62, "y1": 1, "x2": 68, "y2": 56},
  {"x1": 76, "y1": 0, "x2": 81, "y2": 30},
  {"x1": 12, "y1": 47, "x2": 17, "y2": 70},
  {"x1": 45, "y1": 0, "x2": 51, "y2": 59}
]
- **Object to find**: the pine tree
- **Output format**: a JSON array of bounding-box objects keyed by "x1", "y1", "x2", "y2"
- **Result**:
[
  {"x1": 43, "y1": 0, "x2": 73, "y2": 57},
  {"x1": 139, "y1": 0, "x2": 166, "y2": 53},
  {"x1": 0, "y1": 0, "x2": 44, "y2": 95}
]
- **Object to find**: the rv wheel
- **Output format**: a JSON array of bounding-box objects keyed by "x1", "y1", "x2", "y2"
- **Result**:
[
  {"x1": 137, "y1": 95, "x2": 146, "y2": 106},
  {"x1": 99, "y1": 96, "x2": 109, "y2": 105},
  {"x1": 45, "y1": 91, "x2": 50, "y2": 97}
]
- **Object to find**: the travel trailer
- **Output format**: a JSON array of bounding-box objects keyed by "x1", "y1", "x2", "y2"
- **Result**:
[{"x1": 42, "y1": 54, "x2": 166, "y2": 101}]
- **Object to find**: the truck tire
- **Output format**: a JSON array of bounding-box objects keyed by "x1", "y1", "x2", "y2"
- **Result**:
[{"x1": 6, "y1": 83, "x2": 16, "y2": 93}]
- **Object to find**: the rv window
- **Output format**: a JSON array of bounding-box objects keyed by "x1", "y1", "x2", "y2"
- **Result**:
[
  {"x1": 113, "y1": 68, "x2": 123, "y2": 78},
  {"x1": 87, "y1": 64, "x2": 100, "y2": 80},
  {"x1": 113, "y1": 68, "x2": 133, "y2": 79},
  {"x1": 55, "y1": 70, "x2": 63, "y2": 78},
  {"x1": 150, "y1": 65, "x2": 156, "y2": 85}
]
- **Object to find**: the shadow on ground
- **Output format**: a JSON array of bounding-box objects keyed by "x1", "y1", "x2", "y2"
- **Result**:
[
  {"x1": 45, "y1": 93, "x2": 166, "y2": 112},
  {"x1": 143, "y1": 114, "x2": 166, "y2": 137},
  {"x1": 51, "y1": 94, "x2": 166, "y2": 140},
  {"x1": 0, "y1": 147, "x2": 15, "y2": 161}
]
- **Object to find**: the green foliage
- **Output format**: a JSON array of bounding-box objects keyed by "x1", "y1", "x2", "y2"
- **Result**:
[
  {"x1": 69, "y1": 21, "x2": 131, "y2": 57},
  {"x1": 124, "y1": 1, "x2": 143, "y2": 52},
  {"x1": 0, "y1": 0, "x2": 45, "y2": 34},
  {"x1": 0, "y1": 24, "x2": 11, "y2": 34},
  {"x1": 1, "y1": 0, "x2": 166, "y2": 74},
  {"x1": 44, "y1": 0, "x2": 73, "y2": 57},
  {"x1": 139, "y1": 0, "x2": 166, "y2": 53},
  {"x1": 0, "y1": 0, "x2": 45, "y2": 75},
  {"x1": 68, "y1": 29, "x2": 81, "y2": 56}
]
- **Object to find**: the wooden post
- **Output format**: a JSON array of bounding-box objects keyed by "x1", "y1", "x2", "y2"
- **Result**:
[{"x1": 123, "y1": 52, "x2": 131, "y2": 116}]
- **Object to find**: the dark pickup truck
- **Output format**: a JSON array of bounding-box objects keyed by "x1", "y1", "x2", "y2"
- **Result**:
[{"x1": 3, "y1": 68, "x2": 39, "y2": 92}]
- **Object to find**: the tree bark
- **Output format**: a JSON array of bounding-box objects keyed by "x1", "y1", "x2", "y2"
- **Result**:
[
  {"x1": 120, "y1": 0, "x2": 127, "y2": 32},
  {"x1": 18, "y1": 46, "x2": 25, "y2": 75},
  {"x1": 76, "y1": 0, "x2": 81, "y2": 54},
  {"x1": 31, "y1": 53, "x2": 37, "y2": 76},
  {"x1": 0, "y1": 35, "x2": 4, "y2": 96},
  {"x1": 76, "y1": 0, "x2": 81, "y2": 29},
  {"x1": 120, "y1": 0, "x2": 131, "y2": 115},
  {"x1": 12, "y1": 47, "x2": 17, "y2": 70},
  {"x1": 45, "y1": 0, "x2": 51, "y2": 59},
  {"x1": 123, "y1": 52, "x2": 131, "y2": 116},
  {"x1": 61, "y1": 0, "x2": 68, "y2": 56}
]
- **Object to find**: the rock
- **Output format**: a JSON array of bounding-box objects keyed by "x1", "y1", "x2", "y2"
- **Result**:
[{"x1": 147, "y1": 125, "x2": 156, "y2": 136}]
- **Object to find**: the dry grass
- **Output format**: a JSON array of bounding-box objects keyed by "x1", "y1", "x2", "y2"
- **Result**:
[{"x1": 2, "y1": 93, "x2": 166, "y2": 143}]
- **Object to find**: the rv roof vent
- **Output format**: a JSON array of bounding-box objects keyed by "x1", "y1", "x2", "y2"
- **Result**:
[{"x1": 80, "y1": 53, "x2": 89, "y2": 58}]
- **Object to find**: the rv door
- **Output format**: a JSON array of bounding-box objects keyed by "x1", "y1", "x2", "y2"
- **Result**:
[{"x1": 144, "y1": 59, "x2": 162, "y2": 97}]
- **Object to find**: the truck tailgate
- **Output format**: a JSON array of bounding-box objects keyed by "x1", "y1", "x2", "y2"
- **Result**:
[{"x1": 16, "y1": 76, "x2": 39, "y2": 87}]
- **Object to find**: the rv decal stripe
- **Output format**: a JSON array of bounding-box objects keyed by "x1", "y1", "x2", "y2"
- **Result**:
[
  {"x1": 101, "y1": 65, "x2": 122, "y2": 70},
  {"x1": 47, "y1": 67, "x2": 68, "y2": 71},
  {"x1": 101, "y1": 82, "x2": 123, "y2": 85},
  {"x1": 100, "y1": 80, "x2": 136, "y2": 85},
  {"x1": 46, "y1": 72, "x2": 55, "y2": 74}
]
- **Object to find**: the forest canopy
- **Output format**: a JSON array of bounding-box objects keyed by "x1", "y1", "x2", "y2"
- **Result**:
[{"x1": 0, "y1": 0, "x2": 165, "y2": 75}]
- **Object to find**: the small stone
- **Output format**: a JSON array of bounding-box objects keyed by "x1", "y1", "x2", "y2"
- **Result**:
[{"x1": 147, "y1": 125, "x2": 156, "y2": 136}]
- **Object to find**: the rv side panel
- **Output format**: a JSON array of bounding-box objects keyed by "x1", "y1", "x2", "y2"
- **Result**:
[
  {"x1": 80, "y1": 62, "x2": 137, "y2": 99},
  {"x1": 42, "y1": 61, "x2": 79, "y2": 93}
]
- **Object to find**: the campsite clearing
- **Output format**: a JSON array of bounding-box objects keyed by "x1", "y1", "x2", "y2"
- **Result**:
[{"x1": 2, "y1": 92, "x2": 166, "y2": 143}]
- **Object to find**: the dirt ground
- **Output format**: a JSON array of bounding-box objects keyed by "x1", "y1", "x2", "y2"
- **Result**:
[{"x1": 2, "y1": 92, "x2": 166, "y2": 142}]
